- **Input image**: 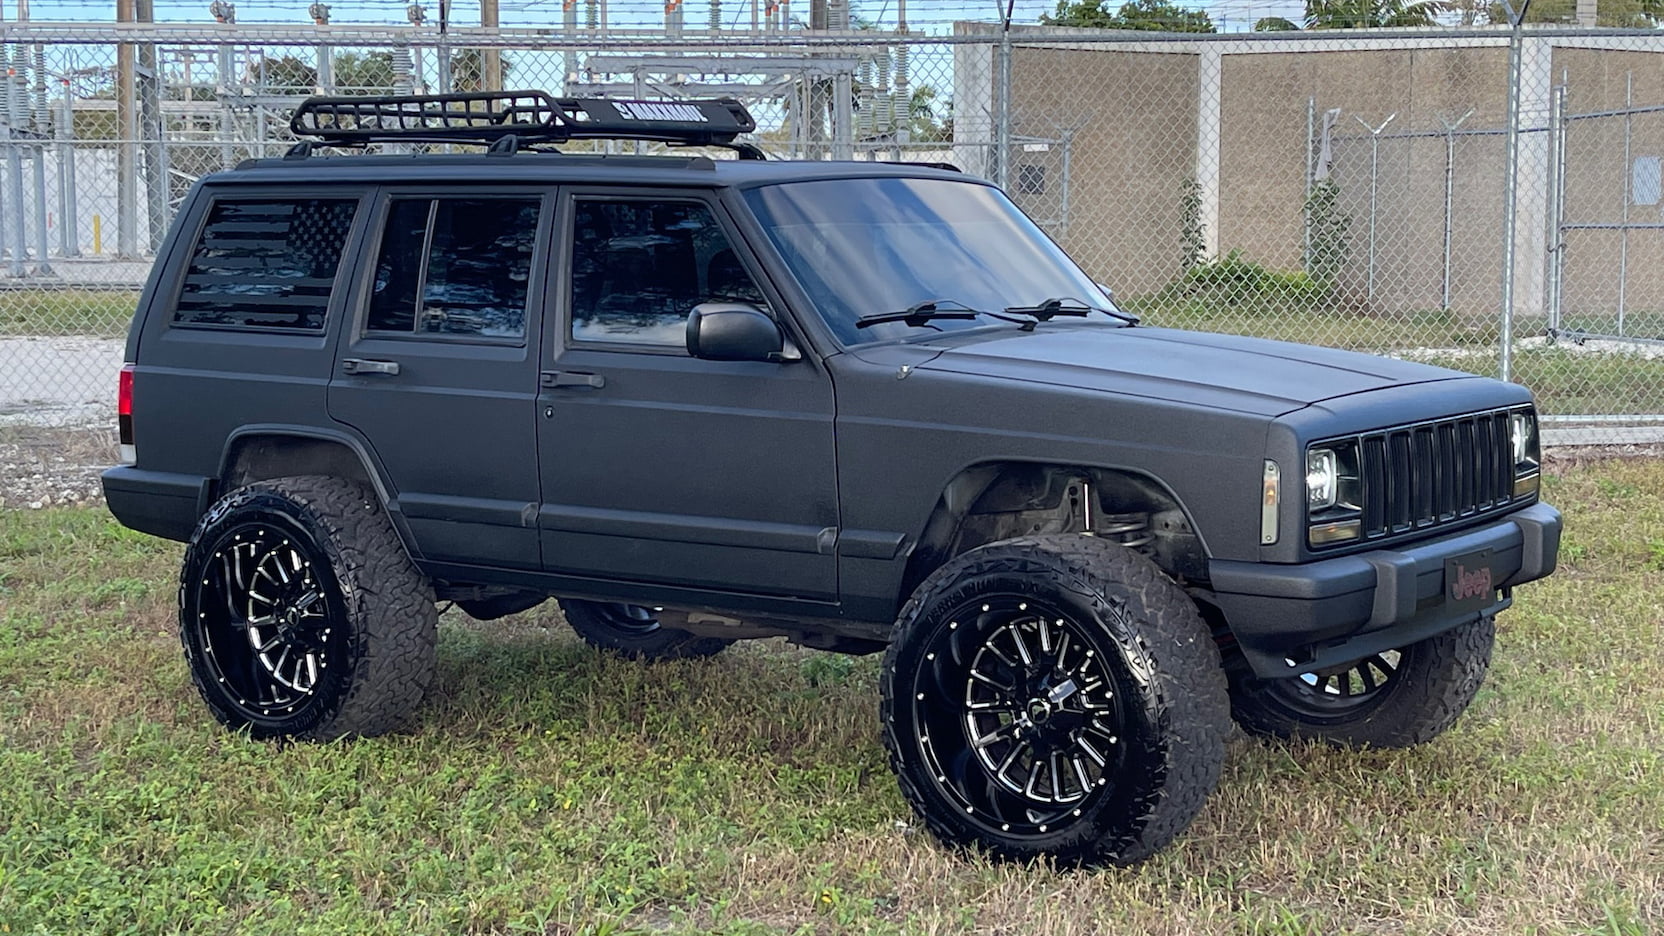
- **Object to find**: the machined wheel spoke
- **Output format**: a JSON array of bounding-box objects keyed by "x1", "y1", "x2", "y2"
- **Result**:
[
  {"x1": 1007, "y1": 624, "x2": 1033, "y2": 665},
  {"x1": 972, "y1": 719, "x2": 1020, "y2": 750},
  {"x1": 919, "y1": 595, "x2": 1129, "y2": 835},
  {"x1": 1076, "y1": 733, "x2": 1107, "y2": 767}
]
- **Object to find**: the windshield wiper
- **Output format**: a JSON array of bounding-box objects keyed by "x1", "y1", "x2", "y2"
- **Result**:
[
  {"x1": 1003, "y1": 296, "x2": 1140, "y2": 327},
  {"x1": 855, "y1": 299, "x2": 984, "y2": 329}
]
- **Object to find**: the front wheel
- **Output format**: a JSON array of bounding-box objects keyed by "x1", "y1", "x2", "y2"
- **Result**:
[
  {"x1": 558, "y1": 599, "x2": 733, "y2": 661},
  {"x1": 881, "y1": 534, "x2": 1230, "y2": 867},
  {"x1": 1227, "y1": 615, "x2": 1495, "y2": 748}
]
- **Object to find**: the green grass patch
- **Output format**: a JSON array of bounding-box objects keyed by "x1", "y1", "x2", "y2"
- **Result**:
[
  {"x1": 3, "y1": 466, "x2": 1662, "y2": 934},
  {"x1": 0, "y1": 289, "x2": 139, "y2": 338}
]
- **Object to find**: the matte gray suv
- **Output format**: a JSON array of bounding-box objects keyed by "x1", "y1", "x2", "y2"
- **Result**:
[{"x1": 103, "y1": 92, "x2": 1562, "y2": 866}]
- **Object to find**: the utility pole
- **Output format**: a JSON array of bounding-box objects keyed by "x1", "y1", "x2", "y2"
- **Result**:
[
  {"x1": 311, "y1": 3, "x2": 333, "y2": 92},
  {"x1": 481, "y1": 0, "x2": 501, "y2": 92},
  {"x1": 116, "y1": 0, "x2": 137, "y2": 258},
  {"x1": 137, "y1": 0, "x2": 165, "y2": 252}
]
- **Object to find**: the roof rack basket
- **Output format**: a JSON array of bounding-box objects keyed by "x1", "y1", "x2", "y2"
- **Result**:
[{"x1": 290, "y1": 91, "x2": 762, "y2": 156}]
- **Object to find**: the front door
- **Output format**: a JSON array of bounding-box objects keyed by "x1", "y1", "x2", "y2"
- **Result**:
[
  {"x1": 328, "y1": 188, "x2": 552, "y2": 569},
  {"x1": 536, "y1": 190, "x2": 839, "y2": 603}
]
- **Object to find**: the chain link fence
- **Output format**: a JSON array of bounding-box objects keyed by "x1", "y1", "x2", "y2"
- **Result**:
[{"x1": 1, "y1": 22, "x2": 1662, "y2": 443}]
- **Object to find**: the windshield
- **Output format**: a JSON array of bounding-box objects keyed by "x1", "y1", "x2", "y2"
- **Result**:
[{"x1": 743, "y1": 177, "x2": 1117, "y2": 345}]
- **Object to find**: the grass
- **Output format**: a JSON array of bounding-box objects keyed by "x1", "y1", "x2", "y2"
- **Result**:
[
  {"x1": 2, "y1": 461, "x2": 1662, "y2": 934},
  {"x1": 0, "y1": 290, "x2": 139, "y2": 339}
]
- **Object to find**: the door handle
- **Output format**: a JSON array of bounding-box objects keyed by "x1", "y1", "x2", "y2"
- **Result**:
[
  {"x1": 541, "y1": 370, "x2": 605, "y2": 389},
  {"x1": 341, "y1": 358, "x2": 401, "y2": 376}
]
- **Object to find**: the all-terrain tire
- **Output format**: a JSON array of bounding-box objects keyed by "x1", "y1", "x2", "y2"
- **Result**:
[
  {"x1": 179, "y1": 475, "x2": 438, "y2": 741},
  {"x1": 880, "y1": 534, "x2": 1230, "y2": 866},
  {"x1": 1228, "y1": 615, "x2": 1495, "y2": 748},
  {"x1": 559, "y1": 599, "x2": 733, "y2": 661}
]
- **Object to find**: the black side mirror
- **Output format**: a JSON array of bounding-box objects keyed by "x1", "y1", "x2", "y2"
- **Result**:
[{"x1": 686, "y1": 303, "x2": 797, "y2": 363}]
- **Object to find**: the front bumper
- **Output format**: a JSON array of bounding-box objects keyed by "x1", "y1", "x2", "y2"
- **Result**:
[{"x1": 1207, "y1": 502, "x2": 1562, "y2": 677}]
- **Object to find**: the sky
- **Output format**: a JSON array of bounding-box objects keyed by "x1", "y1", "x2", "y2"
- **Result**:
[{"x1": 23, "y1": 0, "x2": 1309, "y2": 34}]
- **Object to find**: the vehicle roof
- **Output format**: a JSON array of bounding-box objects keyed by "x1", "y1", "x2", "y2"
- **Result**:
[{"x1": 211, "y1": 152, "x2": 979, "y2": 191}]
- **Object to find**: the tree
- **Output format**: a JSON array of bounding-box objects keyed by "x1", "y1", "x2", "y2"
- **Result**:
[
  {"x1": 448, "y1": 49, "x2": 515, "y2": 92},
  {"x1": 1483, "y1": 0, "x2": 1663, "y2": 25},
  {"x1": 333, "y1": 51, "x2": 397, "y2": 94},
  {"x1": 1041, "y1": 0, "x2": 1216, "y2": 32},
  {"x1": 1249, "y1": 0, "x2": 1451, "y2": 28},
  {"x1": 248, "y1": 54, "x2": 317, "y2": 91},
  {"x1": 1300, "y1": 0, "x2": 1449, "y2": 27},
  {"x1": 908, "y1": 85, "x2": 952, "y2": 142}
]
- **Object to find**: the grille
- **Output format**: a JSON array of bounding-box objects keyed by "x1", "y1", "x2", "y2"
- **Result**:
[{"x1": 1353, "y1": 410, "x2": 1518, "y2": 540}]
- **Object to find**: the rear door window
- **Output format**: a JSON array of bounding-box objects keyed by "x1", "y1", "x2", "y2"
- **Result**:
[
  {"x1": 365, "y1": 197, "x2": 541, "y2": 340},
  {"x1": 173, "y1": 197, "x2": 358, "y2": 330}
]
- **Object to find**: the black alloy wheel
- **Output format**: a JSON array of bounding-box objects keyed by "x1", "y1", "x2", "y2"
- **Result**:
[
  {"x1": 189, "y1": 521, "x2": 343, "y2": 723},
  {"x1": 913, "y1": 597, "x2": 1128, "y2": 835},
  {"x1": 180, "y1": 476, "x2": 438, "y2": 740},
  {"x1": 882, "y1": 534, "x2": 1230, "y2": 866},
  {"x1": 1228, "y1": 615, "x2": 1495, "y2": 748}
]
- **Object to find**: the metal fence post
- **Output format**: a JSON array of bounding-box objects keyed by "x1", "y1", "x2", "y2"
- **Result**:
[
  {"x1": 1498, "y1": 4, "x2": 1530, "y2": 383},
  {"x1": 1354, "y1": 113, "x2": 1396, "y2": 305},
  {"x1": 55, "y1": 78, "x2": 78, "y2": 258},
  {"x1": 1544, "y1": 79, "x2": 1566, "y2": 333},
  {"x1": 1617, "y1": 71, "x2": 1633, "y2": 338},
  {"x1": 994, "y1": 22, "x2": 1011, "y2": 190},
  {"x1": 1440, "y1": 110, "x2": 1473, "y2": 311}
]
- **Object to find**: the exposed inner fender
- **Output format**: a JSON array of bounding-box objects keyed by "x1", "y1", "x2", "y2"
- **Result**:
[{"x1": 899, "y1": 463, "x2": 1208, "y2": 602}]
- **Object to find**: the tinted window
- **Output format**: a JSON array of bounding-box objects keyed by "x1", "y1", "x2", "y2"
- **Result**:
[
  {"x1": 366, "y1": 197, "x2": 540, "y2": 339},
  {"x1": 744, "y1": 178, "x2": 1112, "y2": 346},
  {"x1": 570, "y1": 200, "x2": 766, "y2": 348},
  {"x1": 173, "y1": 198, "x2": 357, "y2": 330}
]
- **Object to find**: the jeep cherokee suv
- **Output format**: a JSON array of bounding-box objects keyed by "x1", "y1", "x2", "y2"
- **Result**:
[{"x1": 102, "y1": 92, "x2": 1562, "y2": 866}]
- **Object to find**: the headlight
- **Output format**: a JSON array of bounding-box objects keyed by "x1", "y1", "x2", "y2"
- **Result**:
[
  {"x1": 1307, "y1": 448, "x2": 1339, "y2": 511},
  {"x1": 1511, "y1": 410, "x2": 1540, "y2": 497},
  {"x1": 1510, "y1": 412, "x2": 1535, "y2": 465}
]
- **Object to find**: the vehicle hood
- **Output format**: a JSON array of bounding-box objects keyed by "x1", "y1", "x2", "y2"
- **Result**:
[{"x1": 913, "y1": 325, "x2": 1470, "y2": 417}]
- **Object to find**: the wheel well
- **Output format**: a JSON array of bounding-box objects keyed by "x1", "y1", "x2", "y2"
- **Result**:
[
  {"x1": 899, "y1": 463, "x2": 1207, "y2": 599},
  {"x1": 221, "y1": 434, "x2": 379, "y2": 496}
]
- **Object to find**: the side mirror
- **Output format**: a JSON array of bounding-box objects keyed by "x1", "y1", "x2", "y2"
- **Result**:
[
  {"x1": 687, "y1": 303, "x2": 798, "y2": 363},
  {"x1": 1096, "y1": 282, "x2": 1118, "y2": 305}
]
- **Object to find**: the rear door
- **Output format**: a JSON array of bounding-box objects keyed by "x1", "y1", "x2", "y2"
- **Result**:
[
  {"x1": 131, "y1": 188, "x2": 368, "y2": 490},
  {"x1": 327, "y1": 187, "x2": 552, "y2": 569},
  {"x1": 535, "y1": 188, "x2": 840, "y2": 602}
]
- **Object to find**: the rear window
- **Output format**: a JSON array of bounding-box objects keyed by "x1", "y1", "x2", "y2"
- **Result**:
[{"x1": 172, "y1": 197, "x2": 358, "y2": 331}]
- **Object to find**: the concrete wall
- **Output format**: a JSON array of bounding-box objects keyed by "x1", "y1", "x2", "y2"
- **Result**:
[
  {"x1": 980, "y1": 34, "x2": 1664, "y2": 321},
  {"x1": 1006, "y1": 45, "x2": 1198, "y2": 295}
]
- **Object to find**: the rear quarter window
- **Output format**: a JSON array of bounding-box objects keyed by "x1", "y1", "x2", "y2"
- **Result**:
[{"x1": 172, "y1": 197, "x2": 358, "y2": 331}]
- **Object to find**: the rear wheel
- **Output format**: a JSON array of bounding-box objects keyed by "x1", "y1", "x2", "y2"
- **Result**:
[
  {"x1": 179, "y1": 476, "x2": 437, "y2": 741},
  {"x1": 1228, "y1": 615, "x2": 1495, "y2": 748},
  {"x1": 559, "y1": 599, "x2": 733, "y2": 661},
  {"x1": 881, "y1": 534, "x2": 1230, "y2": 866}
]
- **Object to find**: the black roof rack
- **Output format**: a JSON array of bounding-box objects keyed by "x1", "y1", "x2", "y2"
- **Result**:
[{"x1": 289, "y1": 91, "x2": 765, "y2": 159}]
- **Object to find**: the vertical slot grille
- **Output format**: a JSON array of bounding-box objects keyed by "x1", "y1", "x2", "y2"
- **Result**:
[{"x1": 1340, "y1": 409, "x2": 1521, "y2": 547}]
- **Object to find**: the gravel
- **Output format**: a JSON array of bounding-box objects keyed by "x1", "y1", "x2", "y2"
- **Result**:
[{"x1": 0, "y1": 426, "x2": 117, "y2": 509}]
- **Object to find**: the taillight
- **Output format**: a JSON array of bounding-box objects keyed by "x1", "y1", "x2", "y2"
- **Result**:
[{"x1": 118, "y1": 363, "x2": 135, "y2": 464}]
